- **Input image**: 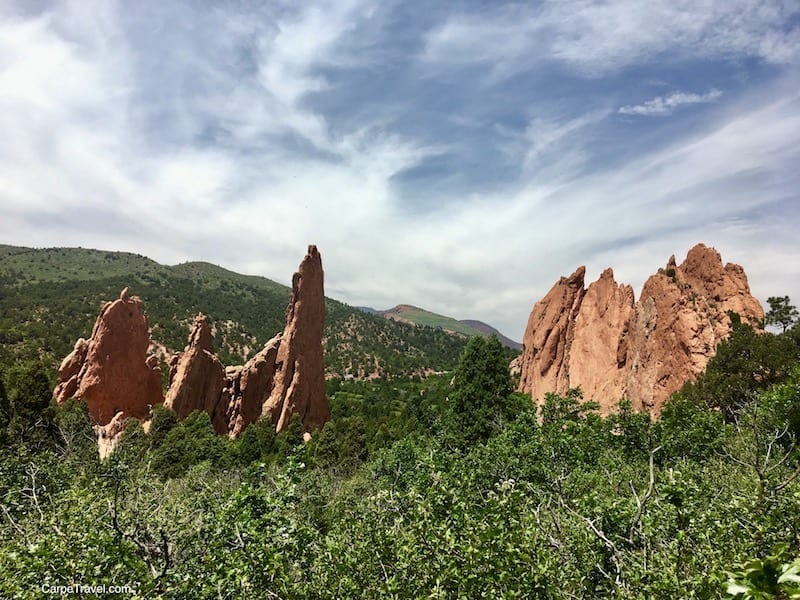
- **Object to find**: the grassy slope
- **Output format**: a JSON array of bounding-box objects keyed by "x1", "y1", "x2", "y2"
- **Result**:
[{"x1": 0, "y1": 245, "x2": 466, "y2": 380}]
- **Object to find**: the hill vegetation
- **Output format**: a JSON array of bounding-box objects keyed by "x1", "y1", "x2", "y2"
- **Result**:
[
  {"x1": 0, "y1": 245, "x2": 467, "y2": 380},
  {"x1": 372, "y1": 304, "x2": 522, "y2": 350}
]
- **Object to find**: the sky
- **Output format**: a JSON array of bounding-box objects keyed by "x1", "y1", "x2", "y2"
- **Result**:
[{"x1": 1, "y1": 0, "x2": 799, "y2": 340}]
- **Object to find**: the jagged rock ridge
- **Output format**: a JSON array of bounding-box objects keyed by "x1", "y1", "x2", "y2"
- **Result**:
[
  {"x1": 518, "y1": 244, "x2": 764, "y2": 415},
  {"x1": 165, "y1": 245, "x2": 329, "y2": 436},
  {"x1": 54, "y1": 246, "x2": 329, "y2": 452}
]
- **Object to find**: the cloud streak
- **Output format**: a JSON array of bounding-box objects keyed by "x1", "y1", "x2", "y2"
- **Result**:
[{"x1": 619, "y1": 89, "x2": 723, "y2": 116}]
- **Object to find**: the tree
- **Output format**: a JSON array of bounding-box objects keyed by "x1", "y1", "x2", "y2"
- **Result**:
[
  {"x1": 445, "y1": 335, "x2": 519, "y2": 447},
  {"x1": 765, "y1": 296, "x2": 799, "y2": 333},
  {"x1": 6, "y1": 361, "x2": 55, "y2": 447},
  {"x1": 0, "y1": 375, "x2": 9, "y2": 443}
]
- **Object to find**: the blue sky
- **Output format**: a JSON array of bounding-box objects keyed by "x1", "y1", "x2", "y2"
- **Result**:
[{"x1": 1, "y1": 0, "x2": 799, "y2": 339}]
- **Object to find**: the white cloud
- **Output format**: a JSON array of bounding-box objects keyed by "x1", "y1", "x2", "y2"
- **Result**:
[{"x1": 619, "y1": 89, "x2": 723, "y2": 116}]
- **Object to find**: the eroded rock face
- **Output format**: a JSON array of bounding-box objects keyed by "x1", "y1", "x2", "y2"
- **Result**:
[
  {"x1": 223, "y1": 334, "x2": 282, "y2": 438},
  {"x1": 518, "y1": 266, "x2": 586, "y2": 402},
  {"x1": 164, "y1": 314, "x2": 227, "y2": 433},
  {"x1": 568, "y1": 268, "x2": 635, "y2": 409},
  {"x1": 162, "y1": 246, "x2": 329, "y2": 436},
  {"x1": 52, "y1": 287, "x2": 163, "y2": 433},
  {"x1": 264, "y1": 245, "x2": 330, "y2": 433},
  {"x1": 518, "y1": 244, "x2": 764, "y2": 415}
]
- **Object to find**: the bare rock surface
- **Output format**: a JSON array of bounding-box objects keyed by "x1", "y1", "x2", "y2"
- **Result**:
[
  {"x1": 264, "y1": 245, "x2": 330, "y2": 433},
  {"x1": 53, "y1": 288, "x2": 163, "y2": 425},
  {"x1": 518, "y1": 266, "x2": 586, "y2": 403},
  {"x1": 164, "y1": 314, "x2": 227, "y2": 433}
]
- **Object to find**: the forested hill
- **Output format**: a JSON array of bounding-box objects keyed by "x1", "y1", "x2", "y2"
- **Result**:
[{"x1": 0, "y1": 244, "x2": 467, "y2": 379}]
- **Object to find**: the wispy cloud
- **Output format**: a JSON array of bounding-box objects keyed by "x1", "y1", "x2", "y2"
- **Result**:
[
  {"x1": 423, "y1": 0, "x2": 800, "y2": 78},
  {"x1": 619, "y1": 89, "x2": 723, "y2": 116}
]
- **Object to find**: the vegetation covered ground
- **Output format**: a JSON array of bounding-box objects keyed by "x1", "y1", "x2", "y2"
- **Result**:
[{"x1": 2, "y1": 317, "x2": 800, "y2": 598}]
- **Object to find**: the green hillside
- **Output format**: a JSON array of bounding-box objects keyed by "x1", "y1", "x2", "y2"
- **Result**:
[{"x1": 0, "y1": 245, "x2": 466, "y2": 380}]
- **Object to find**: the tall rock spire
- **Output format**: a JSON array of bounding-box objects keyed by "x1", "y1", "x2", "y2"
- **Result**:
[{"x1": 264, "y1": 245, "x2": 330, "y2": 433}]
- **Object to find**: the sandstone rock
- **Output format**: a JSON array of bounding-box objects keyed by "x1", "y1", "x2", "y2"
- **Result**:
[
  {"x1": 96, "y1": 411, "x2": 130, "y2": 460},
  {"x1": 568, "y1": 268, "x2": 635, "y2": 413},
  {"x1": 53, "y1": 245, "x2": 331, "y2": 453},
  {"x1": 518, "y1": 266, "x2": 586, "y2": 403},
  {"x1": 517, "y1": 244, "x2": 764, "y2": 416},
  {"x1": 264, "y1": 245, "x2": 330, "y2": 433},
  {"x1": 53, "y1": 288, "x2": 163, "y2": 426},
  {"x1": 164, "y1": 314, "x2": 227, "y2": 433},
  {"x1": 224, "y1": 334, "x2": 282, "y2": 438},
  {"x1": 53, "y1": 338, "x2": 89, "y2": 405}
]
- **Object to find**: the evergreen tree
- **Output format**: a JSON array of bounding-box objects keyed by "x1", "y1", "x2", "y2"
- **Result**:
[
  {"x1": 0, "y1": 374, "x2": 9, "y2": 443},
  {"x1": 446, "y1": 335, "x2": 519, "y2": 447},
  {"x1": 7, "y1": 361, "x2": 54, "y2": 447},
  {"x1": 766, "y1": 296, "x2": 799, "y2": 333}
]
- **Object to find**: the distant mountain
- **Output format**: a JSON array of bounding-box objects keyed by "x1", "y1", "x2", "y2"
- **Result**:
[
  {"x1": 458, "y1": 319, "x2": 522, "y2": 351},
  {"x1": 355, "y1": 306, "x2": 380, "y2": 315},
  {"x1": 359, "y1": 304, "x2": 522, "y2": 350},
  {"x1": 0, "y1": 244, "x2": 467, "y2": 381}
]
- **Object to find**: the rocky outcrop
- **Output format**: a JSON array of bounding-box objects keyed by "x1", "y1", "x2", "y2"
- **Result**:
[
  {"x1": 518, "y1": 267, "x2": 586, "y2": 398},
  {"x1": 568, "y1": 268, "x2": 635, "y2": 408},
  {"x1": 52, "y1": 288, "x2": 164, "y2": 451},
  {"x1": 518, "y1": 244, "x2": 764, "y2": 415},
  {"x1": 52, "y1": 246, "x2": 329, "y2": 451},
  {"x1": 264, "y1": 245, "x2": 330, "y2": 433},
  {"x1": 164, "y1": 314, "x2": 227, "y2": 433}
]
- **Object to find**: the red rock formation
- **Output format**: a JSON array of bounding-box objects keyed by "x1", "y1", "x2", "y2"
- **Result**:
[
  {"x1": 517, "y1": 244, "x2": 764, "y2": 415},
  {"x1": 518, "y1": 266, "x2": 586, "y2": 402},
  {"x1": 164, "y1": 314, "x2": 227, "y2": 433},
  {"x1": 52, "y1": 288, "x2": 164, "y2": 452},
  {"x1": 53, "y1": 246, "x2": 330, "y2": 453},
  {"x1": 568, "y1": 268, "x2": 635, "y2": 409},
  {"x1": 223, "y1": 334, "x2": 282, "y2": 437},
  {"x1": 163, "y1": 246, "x2": 329, "y2": 437},
  {"x1": 264, "y1": 245, "x2": 330, "y2": 433}
]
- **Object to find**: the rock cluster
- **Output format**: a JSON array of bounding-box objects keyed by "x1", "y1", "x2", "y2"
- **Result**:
[
  {"x1": 518, "y1": 244, "x2": 764, "y2": 415},
  {"x1": 53, "y1": 246, "x2": 330, "y2": 453}
]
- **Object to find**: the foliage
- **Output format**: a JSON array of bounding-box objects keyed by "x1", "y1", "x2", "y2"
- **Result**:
[
  {"x1": 149, "y1": 411, "x2": 236, "y2": 480},
  {"x1": 0, "y1": 244, "x2": 467, "y2": 381},
  {"x1": 3, "y1": 246, "x2": 800, "y2": 597},
  {"x1": 726, "y1": 545, "x2": 800, "y2": 599},
  {"x1": 445, "y1": 335, "x2": 523, "y2": 447},
  {"x1": 681, "y1": 320, "x2": 799, "y2": 418}
]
